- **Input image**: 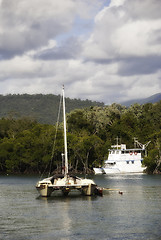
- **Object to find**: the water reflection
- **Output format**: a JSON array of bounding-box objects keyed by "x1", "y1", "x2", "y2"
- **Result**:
[
  {"x1": 36, "y1": 193, "x2": 96, "y2": 240},
  {"x1": 1, "y1": 175, "x2": 161, "y2": 239}
]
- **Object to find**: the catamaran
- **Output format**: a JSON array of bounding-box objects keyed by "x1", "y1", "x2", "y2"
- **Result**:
[
  {"x1": 36, "y1": 86, "x2": 102, "y2": 197},
  {"x1": 93, "y1": 139, "x2": 150, "y2": 174}
]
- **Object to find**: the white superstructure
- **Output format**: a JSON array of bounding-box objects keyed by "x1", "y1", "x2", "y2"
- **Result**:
[{"x1": 94, "y1": 143, "x2": 147, "y2": 174}]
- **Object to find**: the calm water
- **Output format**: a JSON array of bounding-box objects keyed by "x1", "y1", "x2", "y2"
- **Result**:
[{"x1": 0, "y1": 174, "x2": 161, "y2": 240}]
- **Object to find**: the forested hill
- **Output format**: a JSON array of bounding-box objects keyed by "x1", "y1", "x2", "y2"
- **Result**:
[
  {"x1": 0, "y1": 94, "x2": 104, "y2": 124},
  {"x1": 121, "y1": 93, "x2": 161, "y2": 106}
]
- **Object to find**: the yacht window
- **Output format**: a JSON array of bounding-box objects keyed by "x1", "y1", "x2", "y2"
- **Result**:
[
  {"x1": 126, "y1": 161, "x2": 129, "y2": 164},
  {"x1": 131, "y1": 161, "x2": 134, "y2": 164}
]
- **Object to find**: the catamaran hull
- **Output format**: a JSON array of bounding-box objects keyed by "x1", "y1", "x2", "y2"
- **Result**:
[
  {"x1": 36, "y1": 184, "x2": 99, "y2": 197},
  {"x1": 81, "y1": 184, "x2": 96, "y2": 196},
  {"x1": 36, "y1": 185, "x2": 53, "y2": 197},
  {"x1": 36, "y1": 175, "x2": 102, "y2": 197}
]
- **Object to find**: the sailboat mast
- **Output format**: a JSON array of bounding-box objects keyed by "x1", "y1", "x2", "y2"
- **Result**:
[{"x1": 62, "y1": 86, "x2": 68, "y2": 177}]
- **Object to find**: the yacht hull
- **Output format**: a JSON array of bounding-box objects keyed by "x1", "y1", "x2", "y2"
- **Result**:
[
  {"x1": 93, "y1": 167, "x2": 104, "y2": 174},
  {"x1": 103, "y1": 166, "x2": 146, "y2": 174}
]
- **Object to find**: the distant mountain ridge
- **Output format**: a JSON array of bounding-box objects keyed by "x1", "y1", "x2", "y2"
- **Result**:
[
  {"x1": 1, "y1": 93, "x2": 161, "y2": 124},
  {"x1": 121, "y1": 93, "x2": 161, "y2": 106},
  {"x1": 0, "y1": 94, "x2": 104, "y2": 124}
]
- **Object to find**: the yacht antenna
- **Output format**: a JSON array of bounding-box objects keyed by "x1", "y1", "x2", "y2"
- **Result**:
[
  {"x1": 133, "y1": 137, "x2": 138, "y2": 148},
  {"x1": 115, "y1": 136, "x2": 120, "y2": 149},
  {"x1": 134, "y1": 140, "x2": 151, "y2": 156},
  {"x1": 134, "y1": 140, "x2": 151, "y2": 150}
]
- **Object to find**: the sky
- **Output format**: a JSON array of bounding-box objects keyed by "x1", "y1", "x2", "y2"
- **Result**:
[{"x1": 0, "y1": 0, "x2": 161, "y2": 104}]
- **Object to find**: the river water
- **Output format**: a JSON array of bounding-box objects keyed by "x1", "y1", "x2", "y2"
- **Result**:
[{"x1": 0, "y1": 174, "x2": 161, "y2": 240}]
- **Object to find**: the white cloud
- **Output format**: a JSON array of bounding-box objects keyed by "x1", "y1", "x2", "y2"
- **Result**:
[
  {"x1": 113, "y1": 20, "x2": 161, "y2": 57},
  {"x1": 109, "y1": 0, "x2": 126, "y2": 7},
  {"x1": 84, "y1": 0, "x2": 161, "y2": 61}
]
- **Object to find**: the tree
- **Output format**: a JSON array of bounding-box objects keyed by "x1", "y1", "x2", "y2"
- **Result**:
[{"x1": 143, "y1": 149, "x2": 159, "y2": 174}]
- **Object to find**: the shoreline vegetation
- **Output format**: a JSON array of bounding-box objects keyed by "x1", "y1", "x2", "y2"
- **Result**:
[{"x1": 1, "y1": 101, "x2": 161, "y2": 175}]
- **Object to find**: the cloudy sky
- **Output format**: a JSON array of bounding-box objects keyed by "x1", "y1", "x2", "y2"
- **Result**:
[{"x1": 0, "y1": 0, "x2": 161, "y2": 104}]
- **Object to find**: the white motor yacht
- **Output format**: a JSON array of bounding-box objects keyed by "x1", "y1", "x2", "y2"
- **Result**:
[{"x1": 94, "y1": 140, "x2": 150, "y2": 174}]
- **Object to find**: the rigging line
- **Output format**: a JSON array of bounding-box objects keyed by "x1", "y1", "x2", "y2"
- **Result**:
[
  {"x1": 48, "y1": 92, "x2": 63, "y2": 177},
  {"x1": 39, "y1": 93, "x2": 63, "y2": 180}
]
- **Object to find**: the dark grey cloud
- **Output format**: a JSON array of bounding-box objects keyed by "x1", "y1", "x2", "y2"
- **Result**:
[
  {"x1": 125, "y1": 0, "x2": 161, "y2": 20},
  {"x1": 0, "y1": 0, "x2": 76, "y2": 59},
  {"x1": 118, "y1": 55, "x2": 161, "y2": 76},
  {"x1": 35, "y1": 37, "x2": 82, "y2": 60}
]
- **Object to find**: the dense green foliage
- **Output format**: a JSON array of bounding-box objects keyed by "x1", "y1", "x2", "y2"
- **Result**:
[
  {"x1": 1, "y1": 101, "x2": 161, "y2": 175},
  {"x1": 0, "y1": 94, "x2": 104, "y2": 124}
]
